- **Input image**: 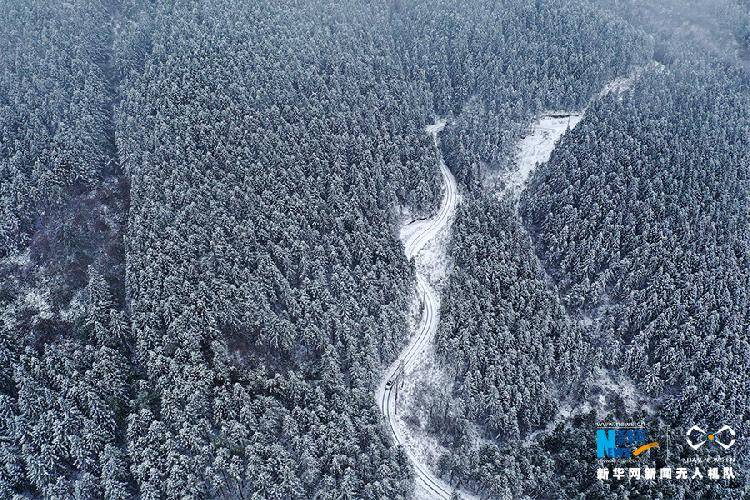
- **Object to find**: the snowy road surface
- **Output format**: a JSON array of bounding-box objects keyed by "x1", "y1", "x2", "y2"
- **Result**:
[
  {"x1": 376, "y1": 112, "x2": 582, "y2": 498},
  {"x1": 376, "y1": 119, "x2": 471, "y2": 500}
]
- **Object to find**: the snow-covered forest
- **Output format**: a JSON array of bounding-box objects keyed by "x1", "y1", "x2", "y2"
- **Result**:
[{"x1": 0, "y1": 0, "x2": 748, "y2": 498}]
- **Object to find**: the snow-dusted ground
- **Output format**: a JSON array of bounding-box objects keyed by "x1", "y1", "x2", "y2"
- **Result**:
[
  {"x1": 506, "y1": 66, "x2": 650, "y2": 194},
  {"x1": 522, "y1": 367, "x2": 656, "y2": 449},
  {"x1": 598, "y1": 62, "x2": 660, "y2": 99},
  {"x1": 377, "y1": 119, "x2": 476, "y2": 500},
  {"x1": 0, "y1": 250, "x2": 57, "y2": 329},
  {"x1": 504, "y1": 112, "x2": 583, "y2": 193},
  {"x1": 591, "y1": 367, "x2": 657, "y2": 416},
  {"x1": 509, "y1": 69, "x2": 653, "y2": 446},
  {"x1": 424, "y1": 119, "x2": 447, "y2": 136}
]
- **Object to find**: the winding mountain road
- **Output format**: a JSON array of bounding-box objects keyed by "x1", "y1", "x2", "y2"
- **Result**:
[{"x1": 376, "y1": 119, "x2": 466, "y2": 500}]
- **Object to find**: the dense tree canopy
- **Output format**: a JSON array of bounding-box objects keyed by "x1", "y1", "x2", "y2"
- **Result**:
[{"x1": 0, "y1": 0, "x2": 748, "y2": 498}]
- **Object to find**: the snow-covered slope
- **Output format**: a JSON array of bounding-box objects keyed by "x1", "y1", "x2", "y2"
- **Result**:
[{"x1": 505, "y1": 112, "x2": 583, "y2": 193}]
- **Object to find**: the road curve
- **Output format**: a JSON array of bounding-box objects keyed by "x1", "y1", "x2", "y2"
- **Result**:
[
  {"x1": 376, "y1": 119, "x2": 467, "y2": 500},
  {"x1": 377, "y1": 110, "x2": 588, "y2": 498}
]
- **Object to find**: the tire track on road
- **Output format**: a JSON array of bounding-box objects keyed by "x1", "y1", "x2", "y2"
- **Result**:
[{"x1": 376, "y1": 119, "x2": 474, "y2": 500}]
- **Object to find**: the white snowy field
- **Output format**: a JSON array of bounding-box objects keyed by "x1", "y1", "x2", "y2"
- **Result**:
[
  {"x1": 505, "y1": 112, "x2": 583, "y2": 193},
  {"x1": 424, "y1": 118, "x2": 447, "y2": 136},
  {"x1": 506, "y1": 66, "x2": 648, "y2": 194}
]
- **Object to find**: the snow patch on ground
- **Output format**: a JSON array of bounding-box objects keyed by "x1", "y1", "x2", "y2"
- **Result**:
[
  {"x1": 599, "y1": 72, "x2": 638, "y2": 97},
  {"x1": 413, "y1": 213, "x2": 455, "y2": 292},
  {"x1": 522, "y1": 367, "x2": 657, "y2": 447},
  {"x1": 504, "y1": 112, "x2": 583, "y2": 193},
  {"x1": 0, "y1": 250, "x2": 55, "y2": 327},
  {"x1": 576, "y1": 290, "x2": 616, "y2": 329},
  {"x1": 598, "y1": 62, "x2": 663, "y2": 99},
  {"x1": 3, "y1": 249, "x2": 31, "y2": 267},
  {"x1": 590, "y1": 367, "x2": 657, "y2": 417},
  {"x1": 425, "y1": 118, "x2": 447, "y2": 136}
]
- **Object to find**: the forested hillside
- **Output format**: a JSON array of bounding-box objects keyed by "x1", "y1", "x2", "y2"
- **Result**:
[
  {"x1": 390, "y1": 0, "x2": 652, "y2": 496},
  {"x1": 0, "y1": 1, "x2": 129, "y2": 497},
  {"x1": 411, "y1": 0, "x2": 750, "y2": 498},
  {"x1": 392, "y1": 0, "x2": 649, "y2": 189},
  {"x1": 119, "y1": 1, "x2": 438, "y2": 497},
  {"x1": 1, "y1": 0, "x2": 441, "y2": 497},
  {"x1": 520, "y1": 51, "x2": 750, "y2": 494},
  {"x1": 1, "y1": 0, "x2": 749, "y2": 498},
  {"x1": 0, "y1": 1, "x2": 117, "y2": 255}
]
